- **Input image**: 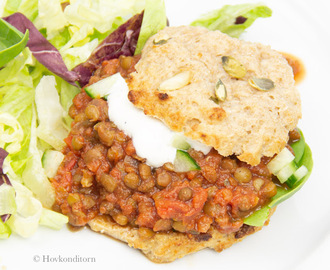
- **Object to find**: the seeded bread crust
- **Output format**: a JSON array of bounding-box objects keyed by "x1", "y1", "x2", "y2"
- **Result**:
[
  {"x1": 128, "y1": 26, "x2": 301, "y2": 165},
  {"x1": 88, "y1": 207, "x2": 275, "y2": 263}
]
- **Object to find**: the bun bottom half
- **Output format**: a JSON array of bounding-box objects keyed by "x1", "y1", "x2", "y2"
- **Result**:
[{"x1": 87, "y1": 208, "x2": 275, "y2": 263}]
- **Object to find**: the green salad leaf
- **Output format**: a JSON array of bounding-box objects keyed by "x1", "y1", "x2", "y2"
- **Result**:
[
  {"x1": 6, "y1": 180, "x2": 43, "y2": 238},
  {"x1": 135, "y1": 0, "x2": 167, "y2": 55},
  {"x1": 33, "y1": 0, "x2": 68, "y2": 40},
  {"x1": 0, "y1": 184, "x2": 16, "y2": 217},
  {"x1": 270, "y1": 144, "x2": 313, "y2": 206},
  {"x1": 0, "y1": 49, "x2": 34, "y2": 177},
  {"x1": 190, "y1": 3, "x2": 272, "y2": 38},
  {"x1": 0, "y1": 219, "x2": 11, "y2": 239},
  {"x1": 2, "y1": 0, "x2": 39, "y2": 21},
  {"x1": 0, "y1": 48, "x2": 62, "y2": 235},
  {"x1": 291, "y1": 129, "x2": 305, "y2": 164},
  {"x1": 39, "y1": 208, "x2": 68, "y2": 230},
  {"x1": 243, "y1": 206, "x2": 270, "y2": 227},
  {"x1": 0, "y1": 18, "x2": 29, "y2": 67},
  {"x1": 22, "y1": 105, "x2": 55, "y2": 208},
  {"x1": 35, "y1": 76, "x2": 68, "y2": 151},
  {"x1": 244, "y1": 133, "x2": 313, "y2": 227}
]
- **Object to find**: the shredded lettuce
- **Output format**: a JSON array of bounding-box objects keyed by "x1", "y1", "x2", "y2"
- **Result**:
[
  {"x1": 2, "y1": 0, "x2": 39, "y2": 21},
  {"x1": 0, "y1": 219, "x2": 11, "y2": 239},
  {"x1": 39, "y1": 208, "x2": 68, "y2": 230},
  {"x1": 0, "y1": 184, "x2": 16, "y2": 216},
  {"x1": 34, "y1": 0, "x2": 68, "y2": 40},
  {"x1": 61, "y1": 36, "x2": 99, "y2": 70},
  {"x1": 0, "y1": 0, "x2": 6, "y2": 18},
  {"x1": 0, "y1": 49, "x2": 35, "y2": 177},
  {"x1": 7, "y1": 107, "x2": 33, "y2": 177},
  {"x1": 0, "y1": 148, "x2": 14, "y2": 226},
  {"x1": 6, "y1": 181, "x2": 43, "y2": 238},
  {"x1": 35, "y1": 76, "x2": 68, "y2": 151},
  {"x1": 190, "y1": 3, "x2": 272, "y2": 38},
  {"x1": 22, "y1": 105, "x2": 55, "y2": 208},
  {"x1": 55, "y1": 77, "x2": 80, "y2": 130},
  {"x1": 0, "y1": 113, "x2": 24, "y2": 155},
  {"x1": 3, "y1": 161, "x2": 65, "y2": 237},
  {"x1": 135, "y1": 0, "x2": 166, "y2": 55},
  {"x1": 0, "y1": 49, "x2": 64, "y2": 236},
  {"x1": 63, "y1": 0, "x2": 144, "y2": 35}
]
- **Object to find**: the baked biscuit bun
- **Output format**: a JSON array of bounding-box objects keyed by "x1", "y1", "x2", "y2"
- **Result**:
[
  {"x1": 128, "y1": 26, "x2": 301, "y2": 166},
  {"x1": 88, "y1": 208, "x2": 275, "y2": 263}
]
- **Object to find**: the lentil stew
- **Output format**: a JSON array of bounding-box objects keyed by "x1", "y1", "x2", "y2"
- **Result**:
[{"x1": 52, "y1": 55, "x2": 282, "y2": 236}]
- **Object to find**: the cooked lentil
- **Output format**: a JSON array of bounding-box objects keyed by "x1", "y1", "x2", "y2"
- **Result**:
[
  {"x1": 234, "y1": 167, "x2": 252, "y2": 183},
  {"x1": 178, "y1": 187, "x2": 193, "y2": 201}
]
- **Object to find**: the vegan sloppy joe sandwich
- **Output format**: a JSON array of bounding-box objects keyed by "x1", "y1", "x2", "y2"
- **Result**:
[{"x1": 50, "y1": 5, "x2": 313, "y2": 264}]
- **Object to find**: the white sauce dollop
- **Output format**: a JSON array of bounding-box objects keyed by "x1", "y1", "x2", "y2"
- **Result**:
[{"x1": 106, "y1": 74, "x2": 211, "y2": 167}]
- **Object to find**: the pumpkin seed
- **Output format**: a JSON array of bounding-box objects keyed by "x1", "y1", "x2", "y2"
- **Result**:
[
  {"x1": 153, "y1": 34, "x2": 170, "y2": 45},
  {"x1": 221, "y1": 56, "x2": 246, "y2": 79},
  {"x1": 248, "y1": 77, "x2": 275, "y2": 91},
  {"x1": 159, "y1": 71, "x2": 191, "y2": 91},
  {"x1": 214, "y1": 79, "x2": 227, "y2": 102},
  {"x1": 153, "y1": 39, "x2": 169, "y2": 45},
  {"x1": 209, "y1": 96, "x2": 219, "y2": 104}
]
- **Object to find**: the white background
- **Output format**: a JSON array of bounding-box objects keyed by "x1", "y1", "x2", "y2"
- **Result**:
[{"x1": 1, "y1": 0, "x2": 330, "y2": 269}]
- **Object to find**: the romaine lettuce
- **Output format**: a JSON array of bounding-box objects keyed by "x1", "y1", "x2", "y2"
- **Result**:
[
  {"x1": 2, "y1": 0, "x2": 39, "y2": 21},
  {"x1": 34, "y1": 0, "x2": 68, "y2": 40},
  {"x1": 39, "y1": 208, "x2": 68, "y2": 230},
  {"x1": 0, "y1": 184, "x2": 16, "y2": 217},
  {"x1": 190, "y1": 3, "x2": 272, "y2": 38},
  {"x1": 35, "y1": 76, "x2": 68, "y2": 151},
  {"x1": 135, "y1": 0, "x2": 166, "y2": 54},
  {"x1": 6, "y1": 180, "x2": 43, "y2": 238},
  {"x1": 22, "y1": 105, "x2": 55, "y2": 208},
  {"x1": 0, "y1": 219, "x2": 11, "y2": 239},
  {"x1": 0, "y1": 48, "x2": 65, "y2": 235},
  {"x1": 0, "y1": 49, "x2": 34, "y2": 177}
]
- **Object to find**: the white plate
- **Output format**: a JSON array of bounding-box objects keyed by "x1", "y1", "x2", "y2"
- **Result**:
[{"x1": 2, "y1": 1, "x2": 330, "y2": 269}]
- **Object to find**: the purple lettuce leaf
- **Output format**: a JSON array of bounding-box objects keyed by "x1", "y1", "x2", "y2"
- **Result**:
[
  {"x1": 0, "y1": 148, "x2": 12, "y2": 223},
  {"x1": 73, "y1": 11, "x2": 144, "y2": 87},
  {"x1": 3, "y1": 13, "x2": 79, "y2": 85}
]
